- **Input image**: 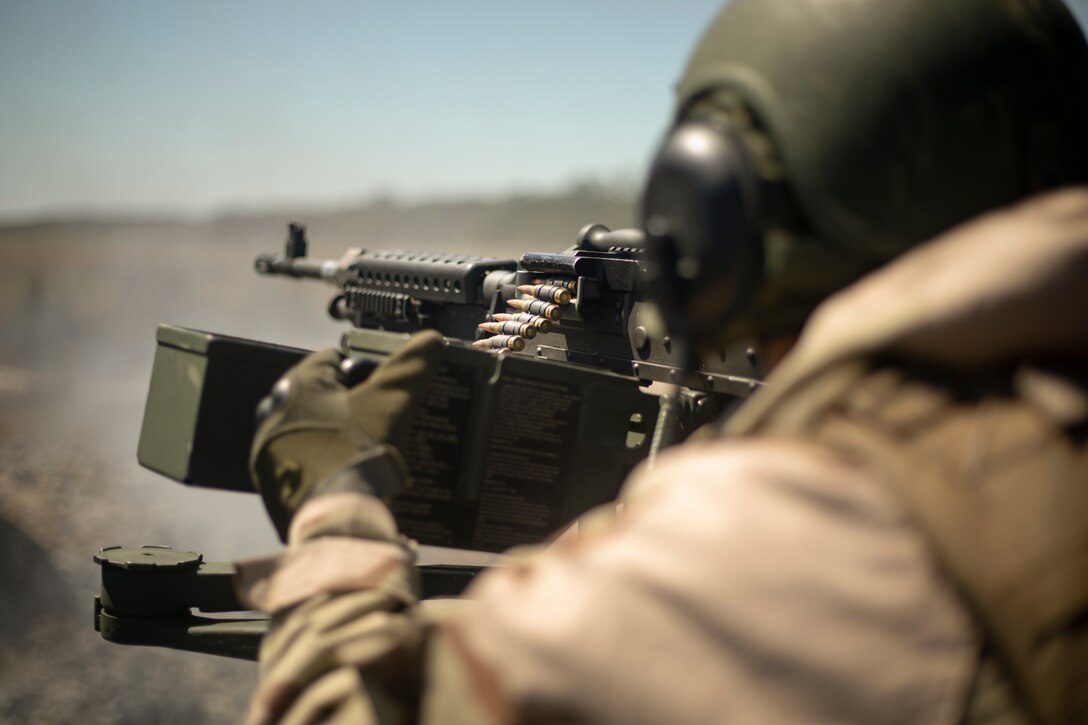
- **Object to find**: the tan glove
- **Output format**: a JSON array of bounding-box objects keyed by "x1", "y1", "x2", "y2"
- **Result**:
[{"x1": 249, "y1": 331, "x2": 444, "y2": 540}]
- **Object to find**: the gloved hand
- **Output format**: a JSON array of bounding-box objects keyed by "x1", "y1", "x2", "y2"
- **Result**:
[{"x1": 249, "y1": 331, "x2": 444, "y2": 540}]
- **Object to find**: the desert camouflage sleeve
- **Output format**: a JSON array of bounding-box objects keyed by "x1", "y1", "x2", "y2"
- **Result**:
[{"x1": 236, "y1": 439, "x2": 979, "y2": 725}]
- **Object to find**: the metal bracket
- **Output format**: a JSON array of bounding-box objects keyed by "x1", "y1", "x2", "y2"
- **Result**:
[{"x1": 94, "y1": 545, "x2": 482, "y2": 661}]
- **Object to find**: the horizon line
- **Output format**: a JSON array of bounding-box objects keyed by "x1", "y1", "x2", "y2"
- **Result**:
[{"x1": 0, "y1": 177, "x2": 640, "y2": 231}]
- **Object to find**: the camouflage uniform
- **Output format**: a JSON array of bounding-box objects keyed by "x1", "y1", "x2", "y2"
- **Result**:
[{"x1": 236, "y1": 188, "x2": 1088, "y2": 724}]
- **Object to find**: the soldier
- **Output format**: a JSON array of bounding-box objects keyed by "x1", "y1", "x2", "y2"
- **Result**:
[{"x1": 241, "y1": 0, "x2": 1088, "y2": 722}]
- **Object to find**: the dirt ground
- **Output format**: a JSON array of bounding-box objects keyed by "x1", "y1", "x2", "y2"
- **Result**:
[{"x1": 0, "y1": 192, "x2": 632, "y2": 722}]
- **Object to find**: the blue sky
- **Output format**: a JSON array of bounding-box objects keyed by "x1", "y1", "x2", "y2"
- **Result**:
[
  {"x1": 1, "y1": 0, "x2": 1086, "y2": 220},
  {"x1": 0, "y1": 1, "x2": 722, "y2": 219}
]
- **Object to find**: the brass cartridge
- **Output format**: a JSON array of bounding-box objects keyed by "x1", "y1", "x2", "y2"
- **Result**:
[
  {"x1": 478, "y1": 320, "x2": 537, "y2": 339},
  {"x1": 472, "y1": 335, "x2": 526, "y2": 352},
  {"x1": 518, "y1": 283, "x2": 572, "y2": 305},
  {"x1": 506, "y1": 297, "x2": 562, "y2": 320},
  {"x1": 491, "y1": 312, "x2": 553, "y2": 333},
  {"x1": 532, "y1": 277, "x2": 577, "y2": 292}
]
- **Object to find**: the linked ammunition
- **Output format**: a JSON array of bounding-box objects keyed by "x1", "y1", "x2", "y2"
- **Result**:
[
  {"x1": 518, "y1": 283, "x2": 572, "y2": 305},
  {"x1": 478, "y1": 320, "x2": 537, "y2": 339},
  {"x1": 472, "y1": 334, "x2": 525, "y2": 352},
  {"x1": 532, "y1": 277, "x2": 577, "y2": 292},
  {"x1": 492, "y1": 312, "x2": 553, "y2": 333},
  {"x1": 507, "y1": 297, "x2": 562, "y2": 320}
]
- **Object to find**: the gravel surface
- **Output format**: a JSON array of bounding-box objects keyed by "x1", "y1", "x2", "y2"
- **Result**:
[{"x1": 0, "y1": 427, "x2": 259, "y2": 723}]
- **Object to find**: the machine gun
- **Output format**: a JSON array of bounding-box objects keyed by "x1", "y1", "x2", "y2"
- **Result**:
[
  {"x1": 255, "y1": 221, "x2": 759, "y2": 396},
  {"x1": 95, "y1": 221, "x2": 763, "y2": 660}
]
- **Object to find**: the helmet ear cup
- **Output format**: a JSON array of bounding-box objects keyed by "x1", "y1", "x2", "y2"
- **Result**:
[{"x1": 641, "y1": 120, "x2": 763, "y2": 348}]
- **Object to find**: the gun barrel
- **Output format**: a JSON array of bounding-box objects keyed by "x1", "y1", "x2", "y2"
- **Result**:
[{"x1": 254, "y1": 254, "x2": 339, "y2": 282}]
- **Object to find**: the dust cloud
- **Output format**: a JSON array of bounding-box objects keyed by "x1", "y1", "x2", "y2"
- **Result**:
[{"x1": 0, "y1": 187, "x2": 634, "y2": 722}]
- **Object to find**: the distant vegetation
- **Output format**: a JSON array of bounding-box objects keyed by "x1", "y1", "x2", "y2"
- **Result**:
[
  {"x1": 313, "y1": 179, "x2": 639, "y2": 253},
  {"x1": 0, "y1": 179, "x2": 639, "y2": 258}
]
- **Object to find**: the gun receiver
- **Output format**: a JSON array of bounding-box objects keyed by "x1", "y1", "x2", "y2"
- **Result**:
[{"x1": 255, "y1": 222, "x2": 760, "y2": 398}]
